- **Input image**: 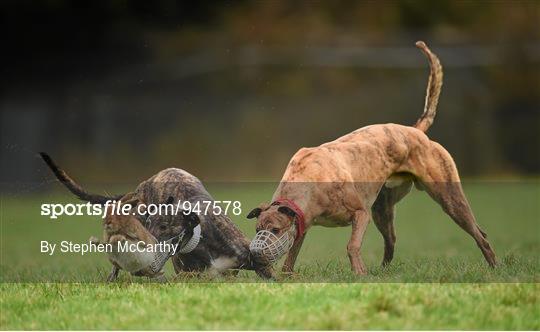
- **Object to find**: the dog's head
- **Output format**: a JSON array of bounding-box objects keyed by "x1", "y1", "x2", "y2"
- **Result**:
[
  {"x1": 103, "y1": 195, "x2": 178, "y2": 276},
  {"x1": 102, "y1": 195, "x2": 156, "y2": 245},
  {"x1": 247, "y1": 203, "x2": 298, "y2": 236},
  {"x1": 146, "y1": 196, "x2": 200, "y2": 244},
  {"x1": 246, "y1": 203, "x2": 299, "y2": 263}
]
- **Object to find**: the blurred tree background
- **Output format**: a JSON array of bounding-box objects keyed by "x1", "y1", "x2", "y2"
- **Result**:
[{"x1": 1, "y1": 0, "x2": 539, "y2": 187}]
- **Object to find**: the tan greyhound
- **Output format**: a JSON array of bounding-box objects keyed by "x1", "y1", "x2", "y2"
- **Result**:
[{"x1": 247, "y1": 41, "x2": 497, "y2": 275}]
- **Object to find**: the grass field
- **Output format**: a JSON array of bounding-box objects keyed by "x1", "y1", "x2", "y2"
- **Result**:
[
  {"x1": 1, "y1": 181, "x2": 539, "y2": 329},
  {"x1": 2, "y1": 283, "x2": 538, "y2": 330}
]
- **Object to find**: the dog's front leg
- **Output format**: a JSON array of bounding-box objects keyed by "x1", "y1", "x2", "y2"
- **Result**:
[
  {"x1": 255, "y1": 265, "x2": 276, "y2": 279},
  {"x1": 282, "y1": 233, "x2": 306, "y2": 273},
  {"x1": 152, "y1": 273, "x2": 167, "y2": 283},
  {"x1": 347, "y1": 209, "x2": 370, "y2": 275}
]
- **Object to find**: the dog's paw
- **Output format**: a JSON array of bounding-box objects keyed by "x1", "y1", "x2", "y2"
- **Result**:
[{"x1": 280, "y1": 271, "x2": 297, "y2": 280}]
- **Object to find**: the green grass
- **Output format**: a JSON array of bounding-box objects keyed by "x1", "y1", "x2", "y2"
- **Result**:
[
  {"x1": 1, "y1": 283, "x2": 538, "y2": 330},
  {"x1": 1, "y1": 181, "x2": 539, "y2": 329}
]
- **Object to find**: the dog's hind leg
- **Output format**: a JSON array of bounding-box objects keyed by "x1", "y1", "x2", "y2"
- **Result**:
[
  {"x1": 372, "y1": 181, "x2": 412, "y2": 266},
  {"x1": 107, "y1": 265, "x2": 120, "y2": 282},
  {"x1": 414, "y1": 142, "x2": 497, "y2": 267}
]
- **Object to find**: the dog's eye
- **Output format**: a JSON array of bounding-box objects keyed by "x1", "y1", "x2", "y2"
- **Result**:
[
  {"x1": 159, "y1": 224, "x2": 167, "y2": 231},
  {"x1": 271, "y1": 228, "x2": 280, "y2": 234}
]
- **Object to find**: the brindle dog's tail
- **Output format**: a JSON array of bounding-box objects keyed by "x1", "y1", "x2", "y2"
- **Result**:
[
  {"x1": 39, "y1": 152, "x2": 123, "y2": 204},
  {"x1": 414, "y1": 41, "x2": 443, "y2": 133}
]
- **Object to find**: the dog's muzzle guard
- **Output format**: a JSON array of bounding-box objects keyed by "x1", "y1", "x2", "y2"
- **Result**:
[
  {"x1": 249, "y1": 226, "x2": 296, "y2": 264},
  {"x1": 148, "y1": 224, "x2": 202, "y2": 273},
  {"x1": 112, "y1": 221, "x2": 202, "y2": 275}
]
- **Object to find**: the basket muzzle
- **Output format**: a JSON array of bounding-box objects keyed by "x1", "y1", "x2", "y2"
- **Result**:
[
  {"x1": 148, "y1": 223, "x2": 202, "y2": 273},
  {"x1": 249, "y1": 226, "x2": 296, "y2": 264},
  {"x1": 110, "y1": 222, "x2": 202, "y2": 275}
]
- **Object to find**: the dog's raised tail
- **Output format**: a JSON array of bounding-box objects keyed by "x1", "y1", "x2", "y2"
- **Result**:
[
  {"x1": 39, "y1": 152, "x2": 123, "y2": 204},
  {"x1": 414, "y1": 41, "x2": 443, "y2": 133}
]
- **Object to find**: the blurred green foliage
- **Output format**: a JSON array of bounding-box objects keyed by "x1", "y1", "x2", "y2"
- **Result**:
[{"x1": 2, "y1": 0, "x2": 539, "y2": 184}]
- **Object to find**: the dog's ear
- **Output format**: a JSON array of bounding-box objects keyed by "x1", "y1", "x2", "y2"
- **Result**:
[
  {"x1": 120, "y1": 192, "x2": 136, "y2": 201},
  {"x1": 247, "y1": 208, "x2": 262, "y2": 219},
  {"x1": 122, "y1": 198, "x2": 140, "y2": 208},
  {"x1": 247, "y1": 203, "x2": 271, "y2": 219},
  {"x1": 278, "y1": 206, "x2": 297, "y2": 219},
  {"x1": 119, "y1": 192, "x2": 142, "y2": 208},
  {"x1": 183, "y1": 211, "x2": 200, "y2": 231}
]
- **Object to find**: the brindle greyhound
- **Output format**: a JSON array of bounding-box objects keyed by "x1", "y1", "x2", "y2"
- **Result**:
[
  {"x1": 40, "y1": 153, "x2": 274, "y2": 279},
  {"x1": 247, "y1": 41, "x2": 497, "y2": 275}
]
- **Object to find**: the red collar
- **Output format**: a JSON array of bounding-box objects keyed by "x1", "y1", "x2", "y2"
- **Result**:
[{"x1": 272, "y1": 198, "x2": 306, "y2": 239}]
